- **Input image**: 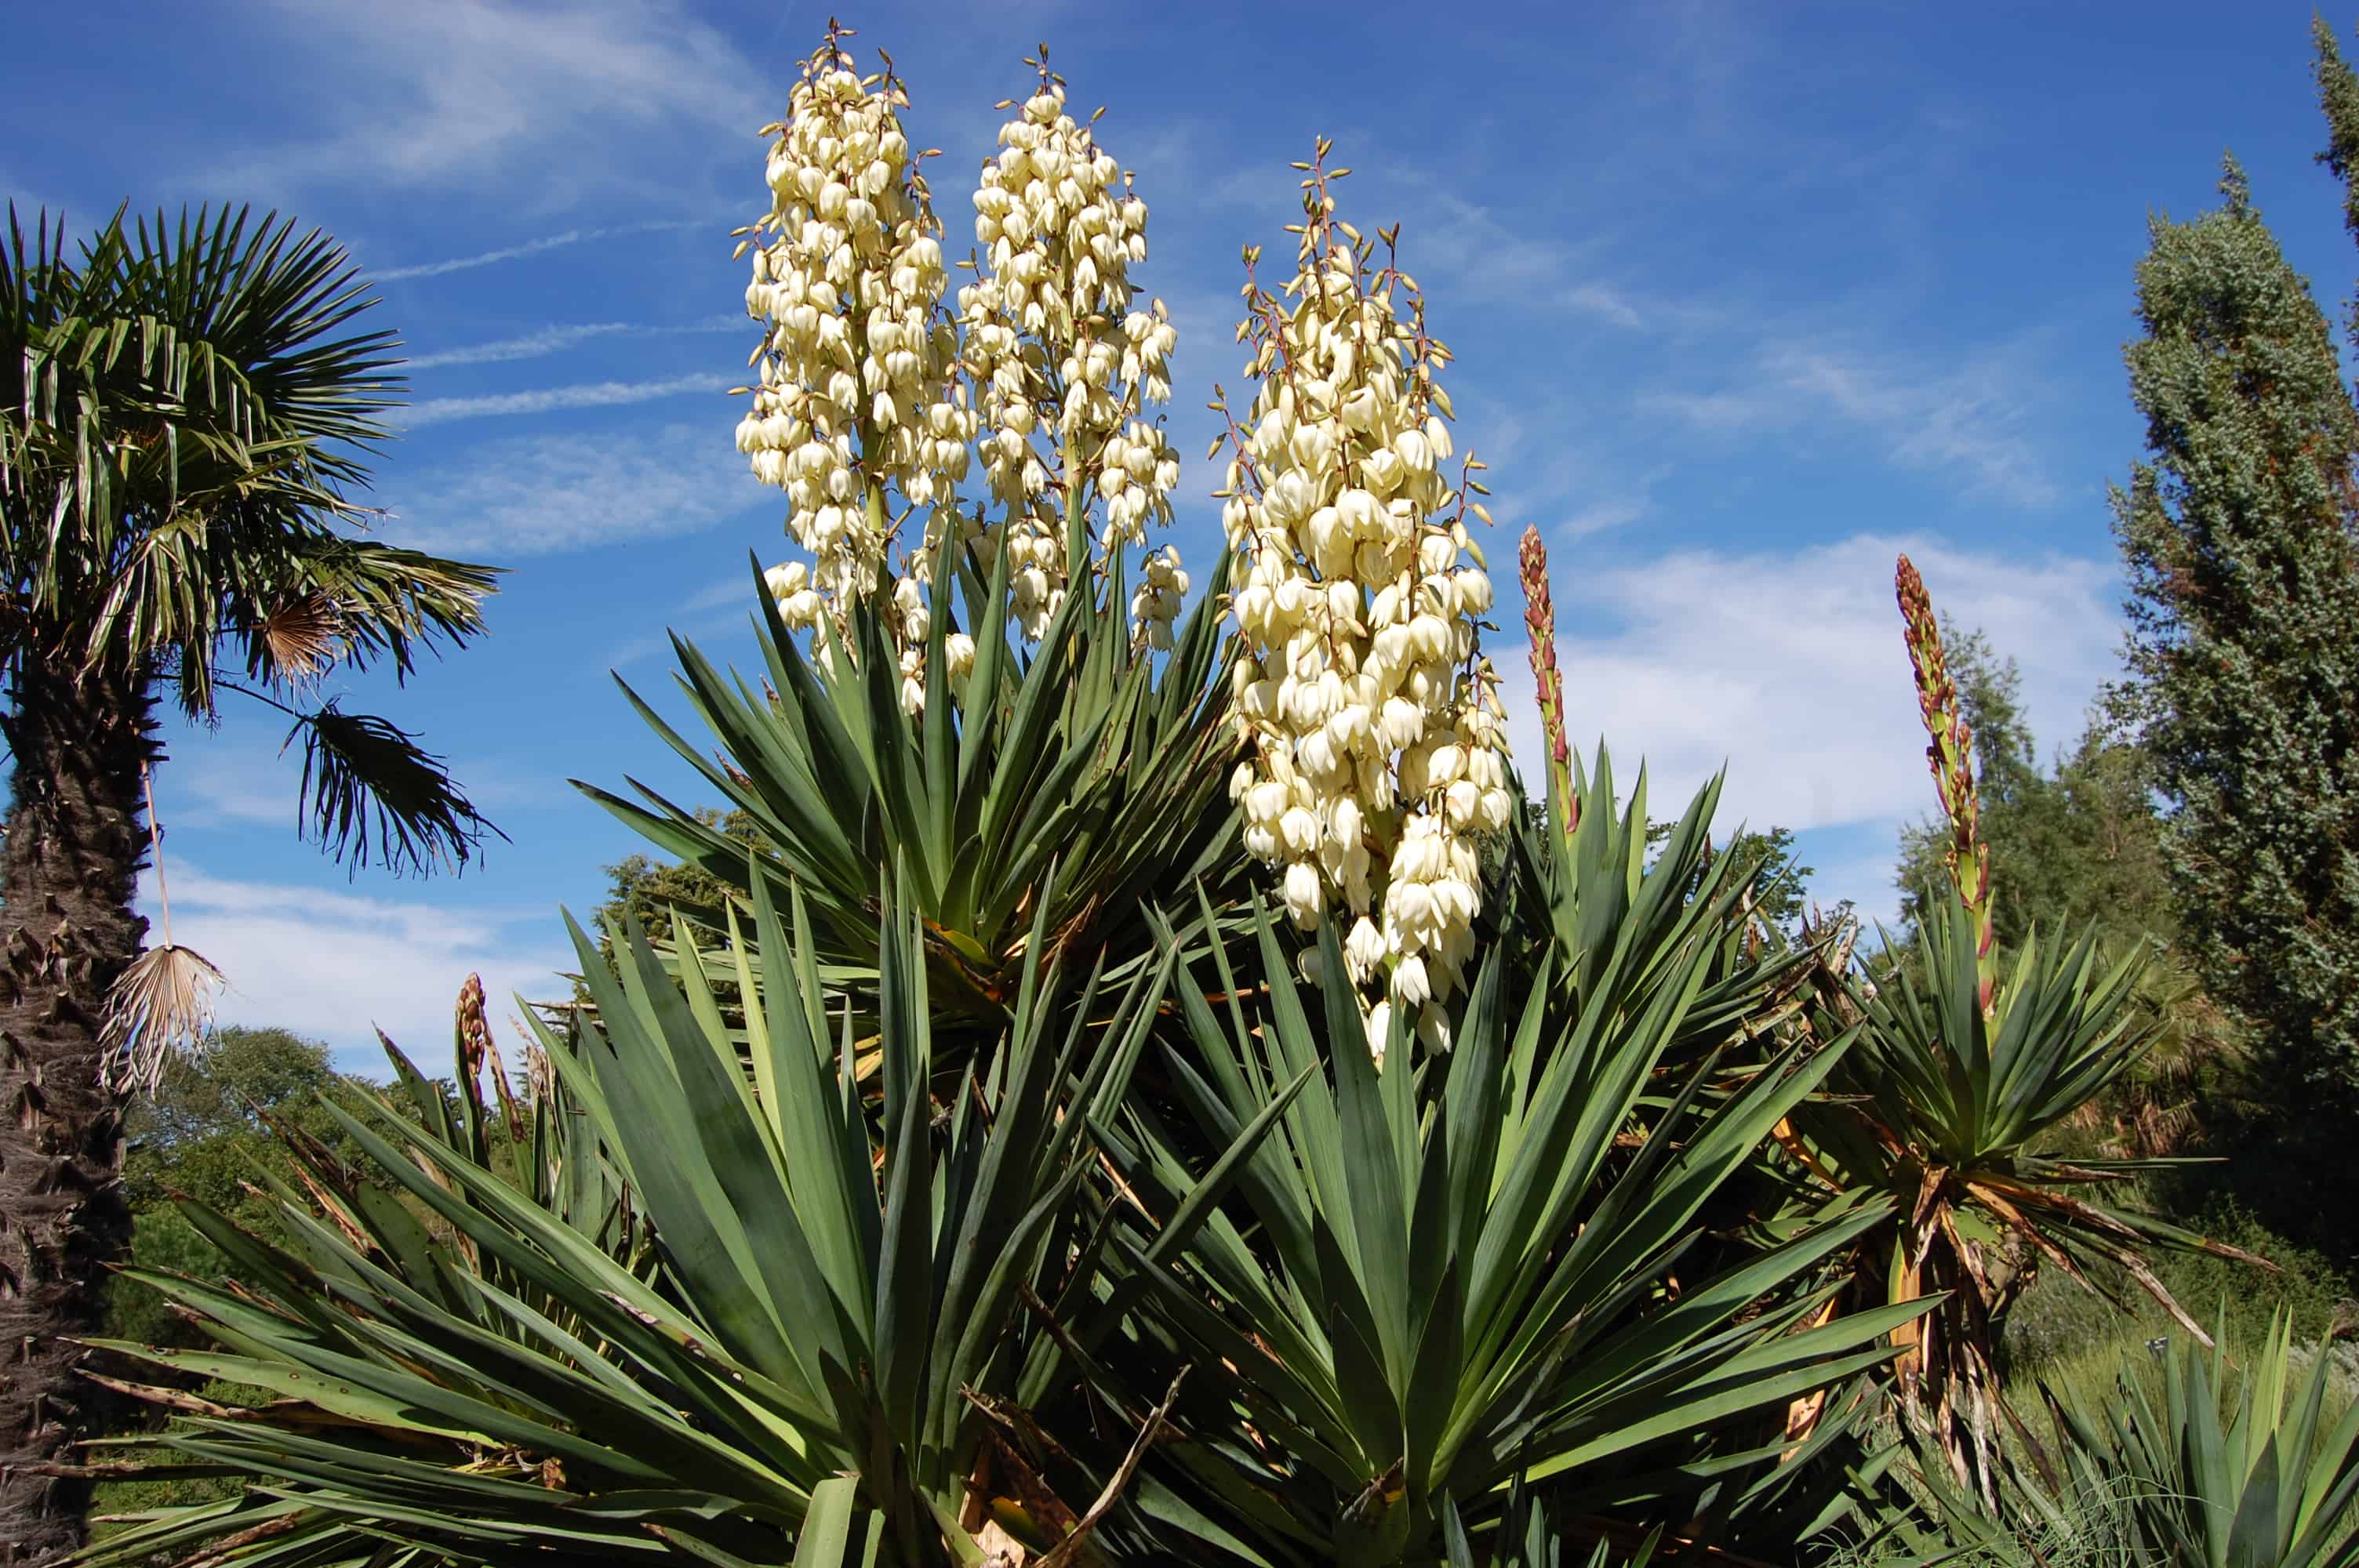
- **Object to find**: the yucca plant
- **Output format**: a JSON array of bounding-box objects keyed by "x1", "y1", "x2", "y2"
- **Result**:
[
  {"x1": 583, "y1": 539, "x2": 1241, "y2": 1041},
  {"x1": 67, "y1": 859, "x2": 1315, "y2": 1567},
  {"x1": 1079, "y1": 782, "x2": 1923, "y2": 1566},
  {"x1": 1774, "y1": 557, "x2": 2266, "y2": 1508},
  {"x1": 2041, "y1": 1312, "x2": 2359, "y2": 1568},
  {"x1": 572, "y1": 29, "x2": 1243, "y2": 1051}
]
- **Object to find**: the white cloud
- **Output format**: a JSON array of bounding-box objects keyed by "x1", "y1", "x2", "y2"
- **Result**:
[
  {"x1": 383, "y1": 421, "x2": 768, "y2": 555},
  {"x1": 1649, "y1": 339, "x2": 2059, "y2": 507},
  {"x1": 138, "y1": 866, "x2": 575, "y2": 1075},
  {"x1": 403, "y1": 316, "x2": 747, "y2": 370},
  {"x1": 401, "y1": 373, "x2": 731, "y2": 430},
  {"x1": 1564, "y1": 283, "x2": 1647, "y2": 329},
  {"x1": 373, "y1": 220, "x2": 705, "y2": 281},
  {"x1": 215, "y1": 1, "x2": 770, "y2": 205},
  {"x1": 1558, "y1": 498, "x2": 1651, "y2": 539},
  {"x1": 1769, "y1": 344, "x2": 2058, "y2": 507},
  {"x1": 177, "y1": 746, "x2": 295, "y2": 828},
  {"x1": 1503, "y1": 531, "x2": 2121, "y2": 839},
  {"x1": 403, "y1": 321, "x2": 634, "y2": 367}
]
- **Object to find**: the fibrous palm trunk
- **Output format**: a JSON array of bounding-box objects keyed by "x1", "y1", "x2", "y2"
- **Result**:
[{"x1": 0, "y1": 662, "x2": 153, "y2": 1563}]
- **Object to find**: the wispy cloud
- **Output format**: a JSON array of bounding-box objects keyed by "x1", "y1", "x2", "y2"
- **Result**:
[
  {"x1": 402, "y1": 315, "x2": 747, "y2": 370},
  {"x1": 402, "y1": 373, "x2": 731, "y2": 430},
  {"x1": 384, "y1": 421, "x2": 765, "y2": 556},
  {"x1": 375, "y1": 217, "x2": 718, "y2": 281},
  {"x1": 1499, "y1": 532, "x2": 2121, "y2": 840},
  {"x1": 601, "y1": 571, "x2": 779, "y2": 670},
  {"x1": 676, "y1": 572, "x2": 765, "y2": 615},
  {"x1": 1559, "y1": 499, "x2": 1650, "y2": 539},
  {"x1": 405, "y1": 321, "x2": 632, "y2": 366},
  {"x1": 215, "y1": 1, "x2": 772, "y2": 207},
  {"x1": 138, "y1": 865, "x2": 573, "y2": 1071},
  {"x1": 1768, "y1": 343, "x2": 2059, "y2": 507},
  {"x1": 1645, "y1": 338, "x2": 2059, "y2": 507}
]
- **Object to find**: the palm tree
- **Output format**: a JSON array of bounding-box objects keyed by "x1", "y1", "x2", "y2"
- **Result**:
[{"x1": 0, "y1": 205, "x2": 498, "y2": 1559}]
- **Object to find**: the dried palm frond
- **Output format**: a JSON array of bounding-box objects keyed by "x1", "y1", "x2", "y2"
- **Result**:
[
  {"x1": 102, "y1": 942, "x2": 224, "y2": 1094},
  {"x1": 256, "y1": 590, "x2": 346, "y2": 683},
  {"x1": 289, "y1": 699, "x2": 503, "y2": 875}
]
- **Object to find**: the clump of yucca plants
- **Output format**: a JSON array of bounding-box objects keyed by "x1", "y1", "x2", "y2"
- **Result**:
[
  {"x1": 2041, "y1": 1312, "x2": 2359, "y2": 1568},
  {"x1": 61, "y1": 29, "x2": 2236, "y2": 1568}
]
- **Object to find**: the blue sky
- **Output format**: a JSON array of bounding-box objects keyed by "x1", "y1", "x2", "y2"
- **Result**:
[{"x1": 7, "y1": 0, "x2": 2350, "y2": 1069}]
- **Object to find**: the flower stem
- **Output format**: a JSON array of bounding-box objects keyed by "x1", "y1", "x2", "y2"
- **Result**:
[
  {"x1": 1520, "y1": 526, "x2": 1576, "y2": 837},
  {"x1": 1896, "y1": 554, "x2": 1997, "y2": 1017}
]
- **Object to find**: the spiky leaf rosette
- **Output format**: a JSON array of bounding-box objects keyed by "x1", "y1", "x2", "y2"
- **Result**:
[
  {"x1": 581, "y1": 538, "x2": 1244, "y2": 1048},
  {"x1": 2041, "y1": 1310, "x2": 2359, "y2": 1568},
  {"x1": 1085, "y1": 765, "x2": 1918, "y2": 1566},
  {"x1": 1782, "y1": 897, "x2": 2272, "y2": 1506}
]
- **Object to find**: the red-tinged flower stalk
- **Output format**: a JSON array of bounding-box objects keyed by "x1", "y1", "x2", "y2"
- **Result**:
[
  {"x1": 1896, "y1": 554, "x2": 1997, "y2": 1016},
  {"x1": 456, "y1": 971, "x2": 492, "y2": 1081},
  {"x1": 1520, "y1": 525, "x2": 1576, "y2": 837}
]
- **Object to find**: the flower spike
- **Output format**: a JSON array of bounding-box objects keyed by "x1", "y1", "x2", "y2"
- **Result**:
[{"x1": 1896, "y1": 554, "x2": 1997, "y2": 1015}]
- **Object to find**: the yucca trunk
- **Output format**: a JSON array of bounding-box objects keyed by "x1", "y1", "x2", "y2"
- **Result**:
[{"x1": 0, "y1": 662, "x2": 153, "y2": 1563}]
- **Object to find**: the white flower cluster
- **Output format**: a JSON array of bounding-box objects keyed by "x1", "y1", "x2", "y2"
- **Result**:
[
  {"x1": 890, "y1": 575, "x2": 976, "y2": 713},
  {"x1": 735, "y1": 31, "x2": 976, "y2": 637},
  {"x1": 1219, "y1": 150, "x2": 1512, "y2": 1059},
  {"x1": 1129, "y1": 544, "x2": 1190, "y2": 652},
  {"x1": 955, "y1": 63, "x2": 1183, "y2": 641}
]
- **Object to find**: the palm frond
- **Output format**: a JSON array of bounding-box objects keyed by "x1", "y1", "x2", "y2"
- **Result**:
[
  {"x1": 100, "y1": 942, "x2": 224, "y2": 1094},
  {"x1": 286, "y1": 699, "x2": 503, "y2": 875},
  {"x1": 1, "y1": 201, "x2": 494, "y2": 699}
]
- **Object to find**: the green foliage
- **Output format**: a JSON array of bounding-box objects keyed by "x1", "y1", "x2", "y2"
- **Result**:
[
  {"x1": 103, "y1": 1026, "x2": 367, "y2": 1351},
  {"x1": 66, "y1": 740, "x2": 1931, "y2": 1568},
  {"x1": 1729, "y1": 824, "x2": 1818, "y2": 935},
  {"x1": 595, "y1": 807, "x2": 767, "y2": 953},
  {"x1": 1640, "y1": 815, "x2": 1820, "y2": 939},
  {"x1": 2110, "y1": 144, "x2": 2359, "y2": 1109},
  {"x1": 2042, "y1": 1312, "x2": 2359, "y2": 1568},
  {"x1": 0, "y1": 203, "x2": 501, "y2": 873},
  {"x1": 580, "y1": 552, "x2": 1242, "y2": 1045},
  {"x1": 68, "y1": 866, "x2": 1250, "y2": 1566},
  {"x1": 1097, "y1": 772, "x2": 1915, "y2": 1564}
]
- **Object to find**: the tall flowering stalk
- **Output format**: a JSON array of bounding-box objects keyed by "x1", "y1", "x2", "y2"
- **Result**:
[
  {"x1": 1896, "y1": 556, "x2": 1998, "y2": 1014},
  {"x1": 739, "y1": 31, "x2": 1188, "y2": 710},
  {"x1": 1219, "y1": 140, "x2": 1512, "y2": 1058},
  {"x1": 957, "y1": 47, "x2": 1181, "y2": 642},
  {"x1": 1519, "y1": 524, "x2": 1576, "y2": 837},
  {"x1": 735, "y1": 24, "x2": 976, "y2": 657}
]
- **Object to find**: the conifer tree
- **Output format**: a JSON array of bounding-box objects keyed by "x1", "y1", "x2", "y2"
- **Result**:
[{"x1": 2112, "y1": 118, "x2": 2359, "y2": 1109}]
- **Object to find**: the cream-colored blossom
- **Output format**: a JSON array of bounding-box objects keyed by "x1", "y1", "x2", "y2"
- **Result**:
[
  {"x1": 955, "y1": 53, "x2": 1182, "y2": 642},
  {"x1": 1129, "y1": 543, "x2": 1189, "y2": 652},
  {"x1": 1218, "y1": 141, "x2": 1512, "y2": 1059},
  {"x1": 736, "y1": 26, "x2": 976, "y2": 641},
  {"x1": 737, "y1": 33, "x2": 1187, "y2": 717}
]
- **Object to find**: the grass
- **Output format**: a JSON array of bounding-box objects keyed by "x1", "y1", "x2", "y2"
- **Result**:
[{"x1": 1998, "y1": 1198, "x2": 2357, "y2": 1414}]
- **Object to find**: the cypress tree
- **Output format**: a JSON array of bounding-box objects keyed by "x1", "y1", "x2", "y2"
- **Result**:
[{"x1": 2112, "y1": 103, "x2": 2359, "y2": 1121}]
